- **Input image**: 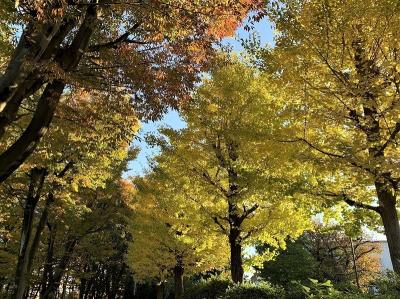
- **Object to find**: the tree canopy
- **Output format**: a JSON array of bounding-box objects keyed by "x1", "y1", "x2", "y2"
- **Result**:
[{"x1": 1, "y1": 1, "x2": 400, "y2": 298}]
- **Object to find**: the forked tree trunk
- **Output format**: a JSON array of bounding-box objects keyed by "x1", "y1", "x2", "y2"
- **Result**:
[
  {"x1": 0, "y1": 3, "x2": 99, "y2": 184},
  {"x1": 0, "y1": 80, "x2": 65, "y2": 183}
]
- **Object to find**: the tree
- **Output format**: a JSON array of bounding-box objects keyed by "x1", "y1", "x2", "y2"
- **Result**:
[
  {"x1": 0, "y1": 0, "x2": 262, "y2": 183},
  {"x1": 38, "y1": 175, "x2": 136, "y2": 299},
  {"x1": 127, "y1": 174, "x2": 229, "y2": 299},
  {"x1": 256, "y1": 0, "x2": 400, "y2": 273},
  {"x1": 0, "y1": 89, "x2": 138, "y2": 298},
  {"x1": 256, "y1": 238, "x2": 317, "y2": 287},
  {"x1": 149, "y1": 59, "x2": 313, "y2": 283},
  {"x1": 303, "y1": 226, "x2": 381, "y2": 289},
  {"x1": 257, "y1": 226, "x2": 380, "y2": 290}
]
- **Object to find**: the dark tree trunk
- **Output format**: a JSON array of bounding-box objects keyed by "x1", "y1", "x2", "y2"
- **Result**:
[
  {"x1": 0, "y1": 80, "x2": 65, "y2": 183},
  {"x1": 376, "y1": 180, "x2": 400, "y2": 273},
  {"x1": 0, "y1": 3, "x2": 99, "y2": 184},
  {"x1": 78, "y1": 264, "x2": 89, "y2": 299},
  {"x1": 40, "y1": 222, "x2": 56, "y2": 298},
  {"x1": 173, "y1": 264, "x2": 184, "y2": 299},
  {"x1": 14, "y1": 167, "x2": 47, "y2": 299},
  {"x1": 156, "y1": 282, "x2": 164, "y2": 299},
  {"x1": 351, "y1": 36, "x2": 400, "y2": 274},
  {"x1": 229, "y1": 228, "x2": 243, "y2": 284},
  {"x1": 41, "y1": 238, "x2": 78, "y2": 299}
]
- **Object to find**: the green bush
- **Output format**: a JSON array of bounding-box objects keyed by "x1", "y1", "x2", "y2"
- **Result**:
[
  {"x1": 222, "y1": 282, "x2": 285, "y2": 299},
  {"x1": 284, "y1": 281, "x2": 306, "y2": 299},
  {"x1": 369, "y1": 271, "x2": 400, "y2": 298},
  {"x1": 184, "y1": 277, "x2": 233, "y2": 299},
  {"x1": 291, "y1": 279, "x2": 370, "y2": 299}
]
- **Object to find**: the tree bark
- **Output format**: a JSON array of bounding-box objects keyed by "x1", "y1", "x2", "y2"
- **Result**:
[
  {"x1": 14, "y1": 167, "x2": 47, "y2": 299},
  {"x1": 351, "y1": 35, "x2": 400, "y2": 275},
  {"x1": 40, "y1": 222, "x2": 56, "y2": 298},
  {"x1": 0, "y1": 80, "x2": 65, "y2": 183},
  {"x1": 0, "y1": 19, "x2": 73, "y2": 139},
  {"x1": 0, "y1": 3, "x2": 99, "y2": 184},
  {"x1": 156, "y1": 282, "x2": 164, "y2": 299},
  {"x1": 173, "y1": 263, "x2": 184, "y2": 299},
  {"x1": 41, "y1": 238, "x2": 78, "y2": 299},
  {"x1": 229, "y1": 228, "x2": 244, "y2": 284},
  {"x1": 376, "y1": 181, "x2": 400, "y2": 273}
]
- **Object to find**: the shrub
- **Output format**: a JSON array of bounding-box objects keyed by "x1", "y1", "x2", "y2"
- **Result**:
[
  {"x1": 184, "y1": 277, "x2": 233, "y2": 299},
  {"x1": 222, "y1": 282, "x2": 285, "y2": 299},
  {"x1": 284, "y1": 281, "x2": 306, "y2": 299},
  {"x1": 368, "y1": 271, "x2": 400, "y2": 298},
  {"x1": 292, "y1": 279, "x2": 370, "y2": 299}
]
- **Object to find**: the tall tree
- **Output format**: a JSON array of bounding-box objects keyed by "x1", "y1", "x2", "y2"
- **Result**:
[
  {"x1": 0, "y1": 89, "x2": 138, "y2": 298},
  {"x1": 257, "y1": 0, "x2": 400, "y2": 273},
  {"x1": 149, "y1": 60, "x2": 313, "y2": 283},
  {"x1": 0, "y1": 0, "x2": 262, "y2": 183}
]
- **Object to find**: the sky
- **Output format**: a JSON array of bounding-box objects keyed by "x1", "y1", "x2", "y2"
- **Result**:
[{"x1": 125, "y1": 16, "x2": 274, "y2": 177}]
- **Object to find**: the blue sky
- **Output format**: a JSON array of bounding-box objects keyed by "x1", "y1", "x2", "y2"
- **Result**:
[{"x1": 125, "y1": 16, "x2": 274, "y2": 177}]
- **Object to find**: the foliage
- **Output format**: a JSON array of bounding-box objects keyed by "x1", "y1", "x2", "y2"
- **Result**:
[
  {"x1": 150, "y1": 59, "x2": 314, "y2": 271},
  {"x1": 0, "y1": 0, "x2": 262, "y2": 183},
  {"x1": 2, "y1": 0, "x2": 399, "y2": 297},
  {"x1": 184, "y1": 277, "x2": 233, "y2": 299},
  {"x1": 223, "y1": 282, "x2": 285, "y2": 299},
  {"x1": 303, "y1": 227, "x2": 381, "y2": 288},
  {"x1": 297, "y1": 279, "x2": 341, "y2": 299},
  {"x1": 257, "y1": 225, "x2": 380, "y2": 290},
  {"x1": 369, "y1": 271, "x2": 400, "y2": 298},
  {"x1": 249, "y1": 0, "x2": 400, "y2": 273},
  {"x1": 127, "y1": 171, "x2": 229, "y2": 284},
  {"x1": 0, "y1": 76, "x2": 138, "y2": 297},
  {"x1": 256, "y1": 238, "x2": 317, "y2": 286}
]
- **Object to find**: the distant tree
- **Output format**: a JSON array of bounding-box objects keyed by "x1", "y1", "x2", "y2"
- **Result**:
[
  {"x1": 303, "y1": 227, "x2": 381, "y2": 289},
  {"x1": 256, "y1": 238, "x2": 317, "y2": 286},
  {"x1": 257, "y1": 227, "x2": 380, "y2": 290},
  {"x1": 127, "y1": 173, "x2": 228, "y2": 299}
]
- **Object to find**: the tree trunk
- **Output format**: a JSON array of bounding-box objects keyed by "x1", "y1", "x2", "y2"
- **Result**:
[
  {"x1": 14, "y1": 168, "x2": 47, "y2": 299},
  {"x1": 229, "y1": 228, "x2": 243, "y2": 284},
  {"x1": 41, "y1": 238, "x2": 78, "y2": 299},
  {"x1": 376, "y1": 180, "x2": 400, "y2": 273},
  {"x1": 0, "y1": 3, "x2": 99, "y2": 184},
  {"x1": 0, "y1": 80, "x2": 65, "y2": 183},
  {"x1": 156, "y1": 282, "x2": 164, "y2": 299},
  {"x1": 173, "y1": 264, "x2": 184, "y2": 299},
  {"x1": 40, "y1": 222, "x2": 56, "y2": 298}
]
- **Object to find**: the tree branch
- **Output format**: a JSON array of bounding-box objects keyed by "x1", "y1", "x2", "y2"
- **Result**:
[
  {"x1": 376, "y1": 121, "x2": 400, "y2": 156},
  {"x1": 88, "y1": 23, "x2": 142, "y2": 52},
  {"x1": 323, "y1": 191, "x2": 381, "y2": 214},
  {"x1": 240, "y1": 203, "x2": 259, "y2": 222},
  {"x1": 212, "y1": 216, "x2": 228, "y2": 234},
  {"x1": 202, "y1": 170, "x2": 228, "y2": 197}
]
